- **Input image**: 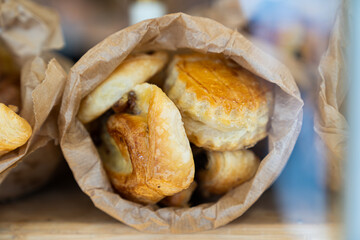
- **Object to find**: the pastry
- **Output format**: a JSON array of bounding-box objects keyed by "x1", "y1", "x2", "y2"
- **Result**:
[
  {"x1": 98, "y1": 83, "x2": 194, "y2": 204},
  {"x1": 199, "y1": 150, "x2": 259, "y2": 195},
  {"x1": 0, "y1": 103, "x2": 32, "y2": 157},
  {"x1": 78, "y1": 51, "x2": 168, "y2": 123},
  {"x1": 161, "y1": 181, "x2": 197, "y2": 207},
  {"x1": 164, "y1": 53, "x2": 273, "y2": 151}
]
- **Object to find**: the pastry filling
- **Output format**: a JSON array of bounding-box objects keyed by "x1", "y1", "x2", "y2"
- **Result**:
[
  {"x1": 99, "y1": 129, "x2": 133, "y2": 175},
  {"x1": 112, "y1": 91, "x2": 139, "y2": 115}
]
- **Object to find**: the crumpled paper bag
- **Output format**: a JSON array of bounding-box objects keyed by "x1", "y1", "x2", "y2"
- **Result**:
[
  {"x1": 0, "y1": 57, "x2": 67, "y2": 198},
  {"x1": 0, "y1": 0, "x2": 67, "y2": 200},
  {"x1": 59, "y1": 13, "x2": 303, "y2": 233},
  {"x1": 314, "y1": 3, "x2": 348, "y2": 191},
  {"x1": 0, "y1": 0, "x2": 64, "y2": 64}
]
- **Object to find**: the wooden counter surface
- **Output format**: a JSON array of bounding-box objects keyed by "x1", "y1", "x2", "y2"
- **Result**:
[{"x1": 0, "y1": 175, "x2": 340, "y2": 239}]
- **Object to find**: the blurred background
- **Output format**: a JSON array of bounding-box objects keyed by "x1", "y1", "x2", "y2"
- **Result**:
[
  {"x1": 33, "y1": 0, "x2": 342, "y2": 231},
  {"x1": 33, "y1": 0, "x2": 339, "y2": 66}
]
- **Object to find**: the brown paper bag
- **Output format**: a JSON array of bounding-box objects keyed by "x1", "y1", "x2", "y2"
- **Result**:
[
  {"x1": 0, "y1": 57, "x2": 67, "y2": 195},
  {"x1": 59, "y1": 13, "x2": 303, "y2": 233},
  {"x1": 0, "y1": 0, "x2": 64, "y2": 64},
  {"x1": 0, "y1": 0, "x2": 67, "y2": 200},
  {"x1": 314, "y1": 3, "x2": 348, "y2": 191}
]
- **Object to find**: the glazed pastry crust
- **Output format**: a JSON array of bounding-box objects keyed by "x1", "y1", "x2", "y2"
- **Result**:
[
  {"x1": 199, "y1": 150, "x2": 259, "y2": 195},
  {"x1": 164, "y1": 53, "x2": 273, "y2": 151},
  {"x1": 78, "y1": 51, "x2": 168, "y2": 124},
  {"x1": 99, "y1": 83, "x2": 194, "y2": 204},
  {"x1": 0, "y1": 103, "x2": 32, "y2": 157}
]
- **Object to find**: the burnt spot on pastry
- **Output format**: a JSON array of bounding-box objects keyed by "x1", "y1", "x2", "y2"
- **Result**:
[
  {"x1": 112, "y1": 97, "x2": 128, "y2": 113},
  {"x1": 112, "y1": 91, "x2": 139, "y2": 115},
  {"x1": 127, "y1": 91, "x2": 137, "y2": 113}
]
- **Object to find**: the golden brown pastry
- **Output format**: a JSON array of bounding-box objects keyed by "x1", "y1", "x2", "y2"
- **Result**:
[
  {"x1": 164, "y1": 53, "x2": 273, "y2": 151},
  {"x1": 199, "y1": 150, "x2": 259, "y2": 196},
  {"x1": 98, "y1": 83, "x2": 194, "y2": 204},
  {"x1": 161, "y1": 181, "x2": 197, "y2": 207},
  {"x1": 78, "y1": 51, "x2": 168, "y2": 123},
  {"x1": 0, "y1": 103, "x2": 32, "y2": 157}
]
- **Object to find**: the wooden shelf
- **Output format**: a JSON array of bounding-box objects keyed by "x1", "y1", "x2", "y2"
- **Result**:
[{"x1": 0, "y1": 174, "x2": 340, "y2": 239}]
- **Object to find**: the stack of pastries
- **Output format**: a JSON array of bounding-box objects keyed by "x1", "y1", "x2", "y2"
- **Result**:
[{"x1": 78, "y1": 51, "x2": 273, "y2": 206}]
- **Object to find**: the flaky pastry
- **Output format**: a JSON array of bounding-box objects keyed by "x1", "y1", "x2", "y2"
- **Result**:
[
  {"x1": 98, "y1": 83, "x2": 194, "y2": 204},
  {"x1": 0, "y1": 103, "x2": 32, "y2": 157},
  {"x1": 161, "y1": 181, "x2": 197, "y2": 207},
  {"x1": 78, "y1": 51, "x2": 168, "y2": 123},
  {"x1": 199, "y1": 150, "x2": 259, "y2": 195},
  {"x1": 164, "y1": 53, "x2": 273, "y2": 151}
]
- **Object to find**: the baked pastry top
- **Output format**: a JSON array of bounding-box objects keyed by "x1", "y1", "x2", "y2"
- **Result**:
[
  {"x1": 170, "y1": 54, "x2": 265, "y2": 117},
  {"x1": 98, "y1": 83, "x2": 194, "y2": 204},
  {"x1": 0, "y1": 103, "x2": 32, "y2": 157},
  {"x1": 164, "y1": 53, "x2": 273, "y2": 151},
  {"x1": 78, "y1": 51, "x2": 168, "y2": 124}
]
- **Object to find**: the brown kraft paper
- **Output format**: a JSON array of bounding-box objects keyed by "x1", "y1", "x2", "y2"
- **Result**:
[
  {"x1": 0, "y1": 0, "x2": 64, "y2": 64},
  {"x1": 0, "y1": 0, "x2": 67, "y2": 199},
  {"x1": 59, "y1": 13, "x2": 303, "y2": 233},
  {"x1": 315, "y1": 3, "x2": 348, "y2": 191},
  {"x1": 0, "y1": 57, "x2": 67, "y2": 187}
]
